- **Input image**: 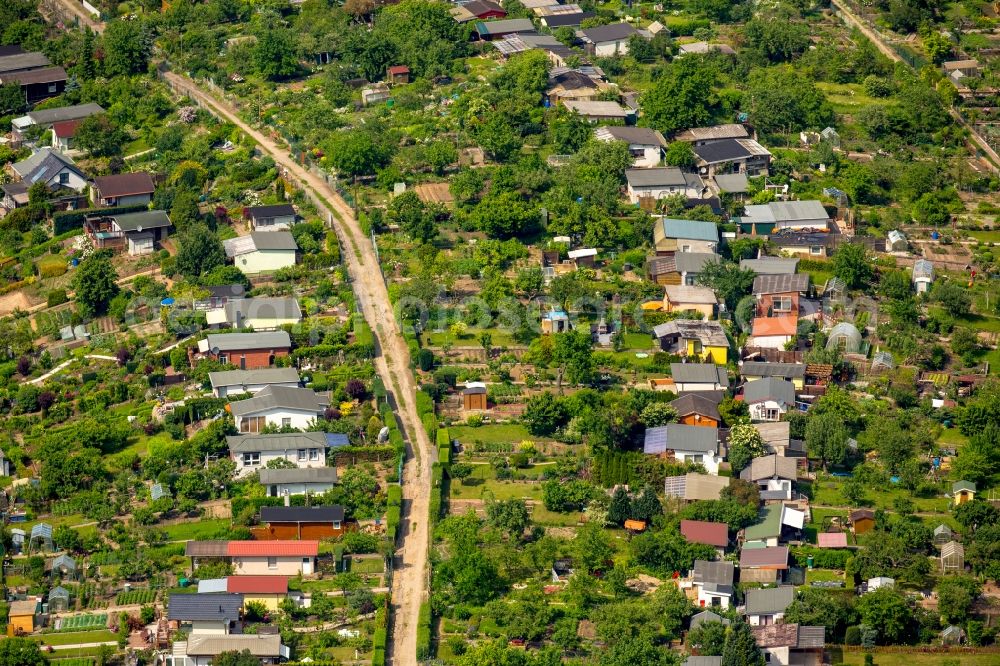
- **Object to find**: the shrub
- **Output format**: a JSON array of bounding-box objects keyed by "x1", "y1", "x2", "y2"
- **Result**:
[
  {"x1": 47, "y1": 289, "x2": 68, "y2": 307},
  {"x1": 845, "y1": 626, "x2": 861, "y2": 645},
  {"x1": 416, "y1": 601, "x2": 432, "y2": 660}
]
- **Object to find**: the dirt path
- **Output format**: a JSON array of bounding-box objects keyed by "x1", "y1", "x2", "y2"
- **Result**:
[
  {"x1": 830, "y1": 0, "x2": 1000, "y2": 171},
  {"x1": 40, "y1": 0, "x2": 104, "y2": 33},
  {"x1": 159, "y1": 69, "x2": 433, "y2": 665}
]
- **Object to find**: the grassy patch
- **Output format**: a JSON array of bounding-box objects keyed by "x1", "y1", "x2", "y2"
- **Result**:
[
  {"x1": 529, "y1": 505, "x2": 583, "y2": 527},
  {"x1": 452, "y1": 479, "x2": 543, "y2": 502},
  {"x1": 36, "y1": 630, "x2": 116, "y2": 646},
  {"x1": 805, "y1": 568, "x2": 844, "y2": 585},
  {"x1": 966, "y1": 229, "x2": 1000, "y2": 243},
  {"x1": 162, "y1": 518, "x2": 231, "y2": 542},
  {"x1": 811, "y1": 477, "x2": 950, "y2": 514},
  {"x1": 450, "y1": 423, "x2": 533, "y2": 445},
  {"x1": 814, "y1": 82, "x2": 879, "y2": 115},
  {"x1": 936, "y1": 427, "x2": 968, "y2": 447},
  {"x1": 347, "y1": 557, "x2": 385, "y2": 575},
  {"x1": 831, "y1": 650, "x2": 1000, "y2": 666}
]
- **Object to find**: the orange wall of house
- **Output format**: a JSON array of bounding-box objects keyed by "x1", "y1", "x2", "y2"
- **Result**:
[
  {"x1": 251, "y1": 523, "x2": 346, "y2": 540},
  {"x1": 679, "y1": 414, "x2": 719, "y2": 428},
  {"x1": 757, "y1": 292, "x2": 800, "y2": 316},
  {"x1": 464, "y1": 394, "x2": 487, "y2": 410}
]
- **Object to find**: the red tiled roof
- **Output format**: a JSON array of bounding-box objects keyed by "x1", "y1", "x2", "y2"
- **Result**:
[
  {"x1": 680, "y1": 519, "x2": 729, "y2": 547},
  {"x1": 752, "y1": 316, "x2": 798, "y2": 337},
  {"x1": 52, "y1": 119, "x2": 83, "y2": 138},
  {"x1": 226, "y1": 541, "x2": 319, "y2": 557},
  {"x1": 817, "y1": 532, "x2": 848, "y2": 548},
  {"x1": 387, "y1": 65, "x2": 410, "y2": 75},
  {"x1": 227, "y1": 576, "x2": 289, "y2": 594}
]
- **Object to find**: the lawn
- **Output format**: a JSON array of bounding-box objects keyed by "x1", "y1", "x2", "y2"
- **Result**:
[
  {"x1": 529, "y1": 505, "x2": 583, "y2": 527},
  {"x1": 814, "y1": 82, "x2": 879, "y2": 115},
  {"x1": 830, "y1": 649, "x2": 1000, "y2": 665},
  {"x1": 450, "y1": 479, "x2": 543, "y2": 502},
  {"x1": 805, "y1": 568, "x2": 844, "y2": 585},
  {"x1": 966, "y1": 229, "x2": 1000, "y2": 242},
  {"x1": 347, "y1": 557, "x2": 385, "y2": 575},
  {"x1": 450, "y1": 423, "x2": 534, "y2": 446},
  {"x1": 810, "y1": 477, "x2": 951, "y2": 514},
  {"x1": 936, "y1": 427, "x2": 968, "y2": 447},
  {"x1": 162, "y1": 518, "x2": 231, "y2": 542},
  {"x1": 36, "y1": 630, "x2": 116, "y2": 646}
]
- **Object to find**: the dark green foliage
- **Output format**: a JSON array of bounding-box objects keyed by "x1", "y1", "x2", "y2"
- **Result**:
[
  {"x1": 73, "y1": 251, "x2": 119, "y2": 318},
  {"x1": 722, "y1": 620, "x2": 765, "y2": 666},
  {"x1": 176, "y1": 223, "x2": 225, "y2": 279}
]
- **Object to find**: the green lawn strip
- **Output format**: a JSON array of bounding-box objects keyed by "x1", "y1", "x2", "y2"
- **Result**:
[
  {"x1": 450, "y1": 479, "x2": 543, "y2": 502},
  {"x1": 36, "y1": 630, "x2": 116, "y2": 646},
  {"x1": 831, "y1": 650, "x2": 1000, "y2": 666},
  {"x1": 450, "y1": 424, "x2": 534, "y2": 445},
  {"x1": 162, "y1": 518, "x2": 231, "y2": 541}
]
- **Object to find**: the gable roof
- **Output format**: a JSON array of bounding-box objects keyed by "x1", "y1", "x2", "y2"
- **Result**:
[
  {"x1": 670, "y1": 362, "x2": 727, "y2": 385},
  {"x1": 670, "y1": 393, "x2": 721, "y2": 421},
  {"x1": 680, "y1": 519, "x2": 728, "y2": 547},
  {"x1": 689, "y1": 611, "x2": 729, "y2": 630},
  {"x1": 111, "y1": 210, "x2": 172, "y2": 232},
  {"x1": 648, "y1": 252, "x2": 720, "y2": 277},
  {"x1": 713, "y1": 172, "x2": 749, "y2": 193},
  {"x1": 692, "y1": 139, "x2": 754, "y2": 164},
  {"x1": 740, "y1": 454, "x2": 798, "y2": 482},
  {"x1": 210, "y1": 367, "x2": 301, "y2": 390},
  {"x1": 753, "y1": 273, "x2": 810, "y2": 294},
  {"x1": 674, "y1": 124, "x2": 749, "y2": 142},
  {"x1": 475, "y1": 18, "x2": 535, "y2": 35},
  {"x1": 740, "y1": 546, "x2": 789, "y2": 569},
  {"x1": 0, "y1": 66, "x2": 67, "y2": 85},
  {"x1": 850, "y1": 508, "x2": 875, "y2": 522},
  {"x1": 248, "y1": 204, "x2": 295, "y2": 219},
  {"x1": 227, "y1": 540, "x2": 319, "y2": 557},
  {"x1": 751, "y1": 316, "x2": 798, "y2": 338},
  {"x1": 664, "y1": 472, "x2": 730, "y2": 501},
  {"x1": 227, "y1": 431, "x2": 330, "y2": 453},
  {"x1": 167, "y1": 593, "x2": 243, "y2": 622},
  {"x1": 743, "y1": 377, "x2": 796, "y2": 405},
  {"x1": 0, "y1": 51, "x2": 50, "y2": 73},
  {"x1": 952, "y1": 480, "x2": 976, "y2": 494},
  {"x1": 740, "y1": 257, "x2": 799, "y2": 275},
  {"x1": 580, "y1": 22, "x2": 637, "y2": 43},
  {"x1": 744, "y1": 200, "x2": 829, "y2": 224},
  {"x1": 260, "y1": 505, "x2": 345, "y2": 524},
  {"x1": 26, "y1": 103, "x2": 104, "y2": 125},
  {"x1": 257, "y1": 466, "x2": 340, "y2": 485},
  {"x1": 660, "y1": 218, "x2": 719, "y2": 242},
  {"x1": 817, "y1": 532, "x2": 848, "y2": 548},
  {"x1": 93, "y1": 172, "x2": 155, "y2": 198},
  {"x1": 226, "y1": 576, "x2": 289, "y2": 594},
  {"x1": 741, "y1": 362, "x2": 806, "y2": 379},
  {"x1": 11, "y1": 148, "x2": 82, "y2": 185},
  {"x1": 184, "y1": 634, "x2": 282, "y2": 658},
  {"x1": 595, "y1": 126, "x2": 666, "y2": 147},
  {"x1": 185, "y1": 541, "x2": 230, "y2": 557},
  {"x1": 627, "y1": 167, "x2": 703, "y2": 189},
  {"x1": 744, "y1": 505, "x2": 782, "y2": 541},
  {"x1": 644, "y1": 423, "x2": 719, "y2": 455},
  {"x1": 52, "y1": 119, "x2": 83, "y2": 138},
  {"x1": 664, "y1": 285, "x2": 718, "y2": 305},
  {"x1": 202, "y1": 331, "x2": 292, "y2": 352},
  {"x1": 745, "y1": 586, "x2": 795, "y2": 615},
  {"x1": 225, "y1": 231, "x2": 298, "y2": 257},
  {"x1": 692, "y1": 560, "x2": 734, "y2": 591},
  {"x1": 223, "y1": 297, "x2": 302, "y2": 323},
  {"x1": 654, "y1": 319, "x2": 729, "y2": 347},
  {"x1": 229, "y1": 385, "x2": 328, "y2": 418}
]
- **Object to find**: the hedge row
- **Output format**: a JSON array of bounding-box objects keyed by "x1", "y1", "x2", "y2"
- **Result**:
[
  {"x1": 791, "y1": 546, "x2": 852, "y2": 570},
  {"x1": 415, "y1": 390, "x2": 434, "y2": 418},
  {"x1": 422, "y1": 412, "x2": 437, "y2": 443},
  {"x1": 416, "y1": 601, "x2": 432, "y2": 660},
  {"x1": 386, "y1": 484, "x2": 402, "y2": 543},
  {"x1": 437, "y1": 427, "x2": 451, "y2": 467},
  {"x1": 53, "y1": 203, "x2": 148, "y2": 235}
]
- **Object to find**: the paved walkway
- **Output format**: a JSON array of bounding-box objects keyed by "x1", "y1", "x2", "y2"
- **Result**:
[{"x1": 29, "y1": 354, "x2": 119, "y2": 384}]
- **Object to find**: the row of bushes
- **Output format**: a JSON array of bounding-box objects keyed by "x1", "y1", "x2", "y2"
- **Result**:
[
  {"x1": 437, "y1": 427, "x2": 451, "y2": 467},
  {"x1": 790, "y1": 546, "x2": 853, "y2": 570},
  {"x1": 52, "y1": 204, "x2": 148, "y2": 235},
  {"x1": 386, "y1": 484, "x2": 402, "y2": 543},
  {"x1": 416, "y1": 600, "x2": 432, "y2": 660}
]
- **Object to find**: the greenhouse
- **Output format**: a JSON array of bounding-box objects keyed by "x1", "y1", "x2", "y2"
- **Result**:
[
  {"x1": 871, "y1": 351, "x2": 895, "y2": 371},
  {"x1": 825, "y1": 322, "x2": 862, "y2": 354},
  {"x1": 48, "y1": 586, "x2": 70, "y2": 613}
]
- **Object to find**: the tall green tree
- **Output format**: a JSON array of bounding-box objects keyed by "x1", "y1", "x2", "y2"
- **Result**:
[
  {"x1": 0, "y1": 637, "x2": 46, "y2": 666},
  {"x1": 553, "y1": 330, "x2": 594, "y2": 386},
  {"x1": 389, "y1": 191, "x2": 436, "y2": 244},
  {"x1": 102, "y1": 19, "x2": 151, "y2": 76},
  {"x1": 74, "y1": 114, "x2": 127, "y2": 157},
  {"x1": 176, "y1": 223, "x2": 225, "y2": 279},
  {"x1": 805, "y1": 413, "x2": 848, "y2": 471},
  {"x1": 73, "y1": 252, "x2": 119, "y2": 318},
  {"x1": 721, "y1": 620, "x2": 765, "y2": 666},
  {"x1": 253, "y1": 27, "x2": 299, "y2": 81},
  {"x1": 642, "y1": 56, "x2": 719, "y2": 134},
  {"x1": 855, "y1": 587, "x2": 911, "y2": 644},
  {"x1": 697, "y1": 260, "x2": 755, "y2": 311},
  {"x1": 833, "y1": 242, "x2": 873, "y2": 290}
]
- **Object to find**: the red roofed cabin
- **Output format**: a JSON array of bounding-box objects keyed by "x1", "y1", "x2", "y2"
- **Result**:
[
  {"x1": 463, "y1": 0, "x2": 507, "y2": 20},
  {"x1": 387, "y1": 65, "x2": 410, "y2": 85},
  {"x1": 229, "y1": 540, "x2": 318, "y2": 576},
  {"x1": 680, "y1": 519, "x2": 729, "y2": 557},
  {"x1": 51, "y1": 119, "x2": 82, "y2": 152}
]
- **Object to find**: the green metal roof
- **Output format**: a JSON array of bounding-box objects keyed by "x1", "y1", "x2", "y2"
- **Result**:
[{"x1": 743, "y1": 504, "x2": 782, "y2": 541}]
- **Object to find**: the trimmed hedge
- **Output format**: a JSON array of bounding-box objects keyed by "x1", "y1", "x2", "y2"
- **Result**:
[
  {"x1": 437, "y1": 427, "x2": 451, "y2": 466},
  {"x1": 387, "y1": 485, "x2": 402, "y2": 507},
  {"x1": 791, "y1": 546, "x2": 852, "y2": 570},
  {"x1": 415, "y1": 390, "x2": 434, "y2": 417},
  {"x1": 53, "y1": 204, "x2": 148, "y2": 235},
  {"x1": 416, "y1": 601, "x2": 432, "y2": 660},
  {"x1": 422, "y1": 412, "x2": 437, "y2": 441}
]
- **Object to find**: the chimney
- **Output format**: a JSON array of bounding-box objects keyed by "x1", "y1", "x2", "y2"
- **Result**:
[{"x1": 283, "y1": 492, "x2": 290, "y2": 507}]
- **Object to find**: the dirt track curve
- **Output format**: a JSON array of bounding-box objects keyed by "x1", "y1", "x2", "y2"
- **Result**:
[{"x1": 160, "y1": 70, "x2": 433, "y2": 666}]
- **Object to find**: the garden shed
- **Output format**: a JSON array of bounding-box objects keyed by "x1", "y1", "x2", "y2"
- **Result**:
[
  {"x1": 48, "y1": 585, "x2": 70, "y2": 613},
  {"x1": 885, "y1": 230, "x2": 907, "y2": 252},
  {"x1": 825, "y1": 322, "x2": 862, "y2": 354},
  {"x1": 29, "y1": 522, "x2": 53, "y2": 552},
  {"x1": 940, "y1": 541, "x2": 964, "y2": 572}
]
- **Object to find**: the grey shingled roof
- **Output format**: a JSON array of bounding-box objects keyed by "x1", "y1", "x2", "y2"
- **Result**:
[
  {"x1": 627, "y1": 168, "x2": 704, "y2": 189},
  {"x1": 167, "y1": 593, "x2": 243, "y2": 622},
  {"x1": 581, "y1": 22, "x2": 638, "y2": 43},
  {"x1": 654, "y1": 319, "x2": 728, "y2": 347},
  {"x1": 227, "y1": 431, "x2": 330, "y2": 453},
  {"x1": 229, "y1": 385, "x2": 328, "y2": 418},
  {"x1": 739, "y1": 454, "x2": 798, "y2": 482},
  {"x1": 260, "y1": 505, "x2": 344, "y2": 523},
  {"x1": 743, "y1": 377, "x2": 796, "y2": 405},
  {"x1": 11, "y1": 148, "x2": 81, "y2": 185},
  {"x1": 209, "y1": 367, "x2": 301, "y2": 390},
  {"x1": 112, "y1": 211, "x2": 172, "y2": 232},
  {"x1": 671, "y1": 362, "x2": 727, "y2": 385},
  {"x1": 739, "y1": 257, "x2": 799, "y2": 275},
  {"x1": 692, "y1": 560, "x2": 734, "y2": 591},
  {"x1": 752, "y1": 273, "x2": 810, "y2": 294},
  {"x1": 670, "y1": 393, "x2": 721, "y2": 421},
  {"x1": 249, "y1": 231, "x2": 298, "y2": 251},
  {"x1": 741, "y1": 362, "x2": 806, "y2": 380},
  {"x1": 689, "y1": 611, "x2": 729, "y2": 630},
  {"x1": 745, "y1": 586, "x2": 795, "y2": 615},
  {"x1": 595, "y1": 125, "x2": 666, "y2": 147},
  {"x1": 224, "y1": 297, "x2": 302, "y2": 323},
  {"x1": 0, "y1": 51, "x2": 50, "y2": 73},
  {"x1": 204, "y1": 331, "x2": 292, "y2": 352},
  {"x1": 257, "y1": 467, "x2": 340, "y2": 485},
  {"x1": 27, "y1": 103, "x2": 103, "y2": 125},
  {"x1": 643, "y1": 423, "x2": 719, "y2": 455}
]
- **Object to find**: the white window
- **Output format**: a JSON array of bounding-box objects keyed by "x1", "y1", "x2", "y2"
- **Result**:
[
  {"x1": 333, "y1": 521, "x2": 341, "y2": 530},
  {"x1": 242, "y1": 452, "x2": 260, "y2": 466},
  {"x1": 685, "y1": 454, "x2": 704, "y2": 464},
  {"x1": 309, "y1": 448, "x2": 319, "y2": 461},
  {"x1": 685, "y1": 275, "x2": 697, "y2": 286},
  {"x1": 267, "y1": 557, "x2": 278, "y2": 570},
  {"x1": 681, "y1": 244, "x2": 691, "y2": 252},
  {"x1": 48, "y1": 83, "x2": 57, "y2": 93},
  {"x1": 282, "y1": 418, "x2": 292, "y2": 428},
  {"x1": 773, "y1": 296, "x2": 792, "y2": 312},
  {"x1": 297, "y1": 449, "x2": 307, "y2": 461},
  {"x1": 765, "y1": 409, "x2": 780, "y2": 420},
  {"x1": 810, "y1": 245, "x2": 823, "y2": 255}
]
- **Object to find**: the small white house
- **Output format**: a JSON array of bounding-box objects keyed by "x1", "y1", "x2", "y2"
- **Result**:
[
  {"x1": 259, "y1": 467, "x2": 340, "y2": 497},
  {"x1": 227, "y1": 431, "x2": 345, "y2": 476},
  {"x1": 670, "y1": 363, "x2": 728, "y2": 393},
  {"x1": 247, "y1": 204, "x2": 296, "y2": 231},
  {"x1": 912, "y1": 259, "x2": 934, "y2": 294},
  {"x1": 626, "y1": 168, "x2": 705, "y2": 204},
  {"x1": 744, "y1": 377, "x2": 796, "y2": 422},
  {"x1": 172, "y1": 634, "x2": 288, "y2": 666},
  {"x1": 594, "y1": 126, "x2": 666, "y2": 168},
  {"x1": 643, "y1": 424, "x2": 723, "y2": 475},
  {"x1": 229, "y1": 385, "x2": 329, "y2": 433},
  {"x1": 10, "y1": 148, "x2": 87, "y2": 193},
  {"x1": 687, "y1": 560, "x2": 734, "y2": 609},
  {"x1": 578, "y1": 23, "x2": 638, "y2": 56},
  {"x1": 745, "y1": 586, "x2": 795, "y2": 626},
  {"x1": 223, "y1": 232, "x2": 298, "y2": 275}
]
